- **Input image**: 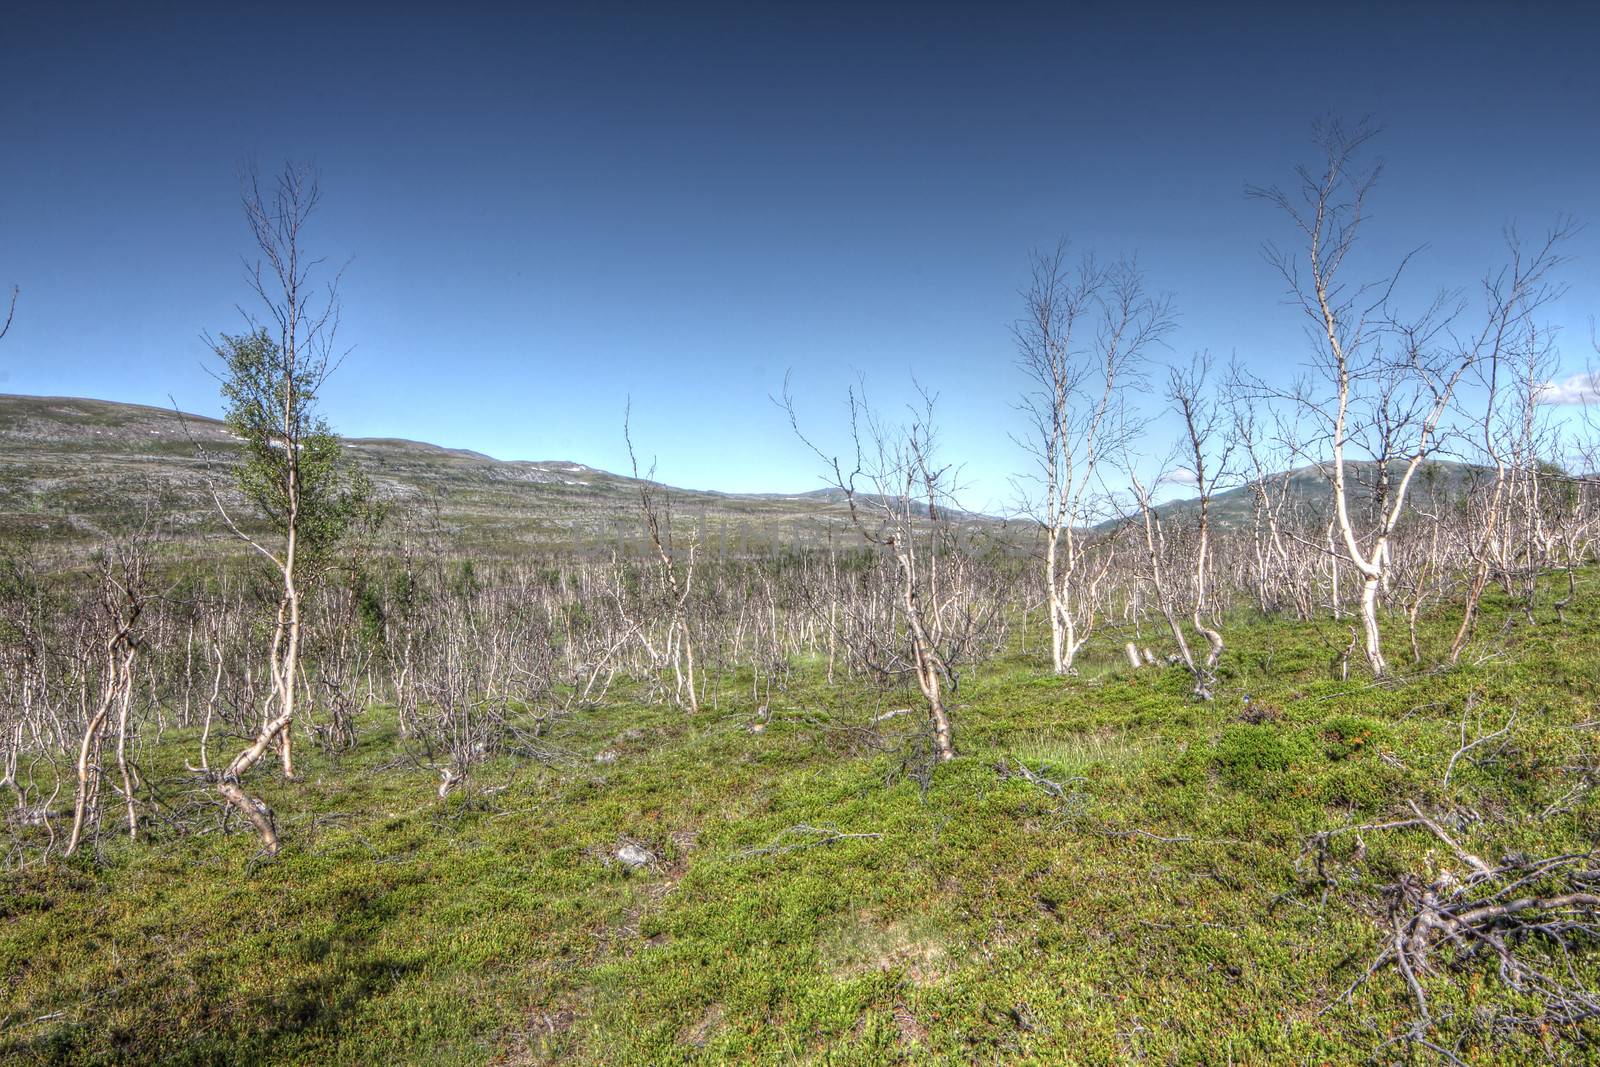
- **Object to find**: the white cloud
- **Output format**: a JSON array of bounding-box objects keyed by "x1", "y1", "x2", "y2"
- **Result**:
[
  {"x1": 1536, "y1": 371, "x2": 1600, "y2": 406},
  {"x1": 1158, "y1": 467, "x2": 1199, "y2": 488}
]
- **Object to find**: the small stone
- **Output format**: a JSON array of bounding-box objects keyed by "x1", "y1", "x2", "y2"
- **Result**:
[{"x1": 615, "y1": 843, "x2": 654, "y2": 870}]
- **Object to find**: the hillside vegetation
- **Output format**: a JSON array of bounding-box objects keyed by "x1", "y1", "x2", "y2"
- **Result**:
[
  {"x1": 3, "y1": 577, "x2": 1598, "y2": 1064},
  {"x1": 0, "y1": 395, "x2": 913, "y2": 556},
  {"x1": 0, "y1": 393, "x2": 1474, "y2": 558}
]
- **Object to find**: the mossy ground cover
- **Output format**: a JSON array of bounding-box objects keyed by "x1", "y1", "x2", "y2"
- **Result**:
[{"x1": 3, "y1": 577, "x2": 1598, "y2": 1064}]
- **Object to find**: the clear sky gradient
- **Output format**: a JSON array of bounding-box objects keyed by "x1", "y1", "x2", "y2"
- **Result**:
[{"x1": 3, "y1": 2, "x2": 1597, "y2": 510}]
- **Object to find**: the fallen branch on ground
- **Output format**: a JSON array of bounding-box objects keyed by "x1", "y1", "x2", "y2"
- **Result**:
[{"x1": 1311, "y1": 808, "x2": 1600, "y2": 1053}]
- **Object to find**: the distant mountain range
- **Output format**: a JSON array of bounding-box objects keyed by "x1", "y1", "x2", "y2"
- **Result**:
[
  {"x1": 0, "y1": 394, "x2": 1483, "y2": 560},
  {"x1": 1100, "y1": 458, "x2": 1481, "y2": 532}
]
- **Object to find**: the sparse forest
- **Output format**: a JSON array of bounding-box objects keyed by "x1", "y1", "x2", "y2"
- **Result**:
[{"x1": 4, "y1": 120, "x2": 1600, "y2": 1066}]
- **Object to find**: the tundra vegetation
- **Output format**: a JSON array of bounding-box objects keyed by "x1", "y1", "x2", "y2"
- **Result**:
[{"x1": 4, "y1": 126, "x2": 1600, "y2": 1064}]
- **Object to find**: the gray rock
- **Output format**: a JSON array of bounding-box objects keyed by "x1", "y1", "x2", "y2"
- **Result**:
[{"x1": 615, "y1": 843, "x2": 654, "y2": 870}]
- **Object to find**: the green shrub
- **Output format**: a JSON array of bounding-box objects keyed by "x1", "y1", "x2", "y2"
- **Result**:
[
  {"x1": 1213, "y1": 724, "x2": 1315, "y2": 791},
  {"x1": 1310, "y1": 760, "x2": 1403, "y2": 809},
  {"x1": 1318, "y1": 713, "x2": 1391, "y2": 761}
]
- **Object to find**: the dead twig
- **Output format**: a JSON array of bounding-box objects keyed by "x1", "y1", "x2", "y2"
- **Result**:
[{"x1": 1441, "y1": 700, "x2": 1515, "y2": 790}]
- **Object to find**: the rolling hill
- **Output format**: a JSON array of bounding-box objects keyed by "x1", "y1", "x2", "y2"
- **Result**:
[
  {"x1": 0, "y1": 394, "x2": 993, "y2": 558},
  {"x1": 0, "y1": 394, "x2": 1483, "y2": 561}
]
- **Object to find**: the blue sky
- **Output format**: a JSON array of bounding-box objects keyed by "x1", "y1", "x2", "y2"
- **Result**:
[{"x1": 2, "y1": 2, "x2": 1597, "y2": 511}]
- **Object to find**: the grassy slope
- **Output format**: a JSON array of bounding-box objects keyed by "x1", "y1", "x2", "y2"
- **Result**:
[
  {"x1": 1, "y1": 395, "x2": 1475, "y2": 562},
  {"x1": 0, "y1": 395, "x2": 1000, "y2": 556},
  {"x1": 3, "y1": 580, "x2": 1598, "y2": 1065}
]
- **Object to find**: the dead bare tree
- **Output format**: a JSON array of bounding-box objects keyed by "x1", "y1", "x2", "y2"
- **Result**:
[
  {"x1": 0, "y1": 550, "x2": 53, "y2": 858},
  {"x1": 1250, "y1": 120, "x2": 1570, "y2": 676},
  {"x1": 1250, "y1": 119, "x2": 1412, "y2": 675},
  {"x1": 623, "y1": 405, "x2": 701, "y2": 713},
  {"x1": 65, "y1": 531, "x2": 156, "y2": 857},
  {"x1": 1166, "y1": 353, "x2": 1235, "y2": 684},
  {"x1": 1125, "y1": 468, "x2": 1199, "y2": 686},
  {"x1": 1446, "y1": 228, "x2": 1571, "y2": 661},
  {"x1": 785, "y1": 378, "x2": 969, "y2": 762},
  {"x1": 1227, "y1": 377, "x2": 1320, "y2": 619},
  {"x1": 1014, "y1": 246, "x2": 1172, "y2": 674}
]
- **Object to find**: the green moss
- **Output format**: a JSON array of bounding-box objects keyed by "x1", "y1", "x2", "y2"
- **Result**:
[
  {"x1": 1213, "y1": 723, "x2": 1316, "y2": 789},
  {"x1": 4, "y1": 571, "x2": 1600, "y2": 1063},
  {"x1": 1318, "y1": 712, "x2": 1392, "y2": 761}
]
